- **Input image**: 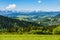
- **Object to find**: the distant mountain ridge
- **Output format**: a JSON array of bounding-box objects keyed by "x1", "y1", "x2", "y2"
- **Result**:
[
  {"x1": 0, "y1": 10, "x2": 60, "y2": 21},
  {"x1": 0, "y1": 10, "x2": 60, "y2": 16}
]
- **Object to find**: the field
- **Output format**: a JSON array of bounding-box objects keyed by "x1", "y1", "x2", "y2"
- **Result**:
[{"x1": 0, "y1": 34, "x2": 60, "y2": 40}]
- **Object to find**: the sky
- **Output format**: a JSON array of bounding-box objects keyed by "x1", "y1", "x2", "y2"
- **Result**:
[{"x1": 0, "y1": 0, "x2": 60, "y2": 11}]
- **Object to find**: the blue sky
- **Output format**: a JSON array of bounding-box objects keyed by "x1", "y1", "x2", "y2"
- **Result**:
[{"x1": 0, "y1": 0, "x2": 60, "y2": 11}]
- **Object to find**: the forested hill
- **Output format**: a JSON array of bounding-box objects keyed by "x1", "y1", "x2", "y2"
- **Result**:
[
  {"x1": 0, "y1": 15, "x2": 41, "y2": 32},
  {"x1": 0, "y1": 15, "x2": 60, "y2": 34}
]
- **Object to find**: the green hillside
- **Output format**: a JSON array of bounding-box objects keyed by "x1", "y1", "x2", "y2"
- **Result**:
[{"x1": 0, "y1": 15, "x2": 60, "y2": 34}]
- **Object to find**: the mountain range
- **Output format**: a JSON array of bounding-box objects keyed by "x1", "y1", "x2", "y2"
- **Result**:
[
  {"x1": 0, "y1": 10, "x2": 60, "y2": 21},
  {"x1": 0, "y1": 10, "x2": 60, "y2": 34}
]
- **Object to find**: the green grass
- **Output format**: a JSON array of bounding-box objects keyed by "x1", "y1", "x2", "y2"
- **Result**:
[{"x1": 0, "y1": 34, "x2": 60, "y2": 40}]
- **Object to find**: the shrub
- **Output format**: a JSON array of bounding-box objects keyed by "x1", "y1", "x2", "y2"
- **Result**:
[
  {"x1": 53, "y1": 26, "x2": 60, "y2": 35},
  {"x1": 30, "y1": 30, "x2": 42, "y2": 34}
]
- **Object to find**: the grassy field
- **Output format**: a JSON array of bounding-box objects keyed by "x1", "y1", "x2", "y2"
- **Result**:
[{"x1": 0, "y1": 34, "x2": 60, "y2": 40}]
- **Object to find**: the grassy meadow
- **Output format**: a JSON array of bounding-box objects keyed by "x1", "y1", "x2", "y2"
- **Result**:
[{"x1": 0, "y1": 34, "x2": 60, "y2": 40}]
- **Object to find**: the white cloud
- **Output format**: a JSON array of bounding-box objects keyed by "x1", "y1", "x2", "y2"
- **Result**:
[
  {"x1": 5, "y1": 4, "x2": 16, "y2": 10},
  {"x1": 38, "y1": 0, "x2": 41, "y2": 4}
]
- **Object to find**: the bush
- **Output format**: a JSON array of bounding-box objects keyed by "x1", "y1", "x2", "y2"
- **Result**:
[
  {"x1": 30, "y1": 30, "x2": 42, "y2": 34},
  {"x1": 29, "y1": 30, "x2": 52, "y2": 34},
  {"x1": 53, "y1": 26, "x2": 60, "y2": 35}
]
